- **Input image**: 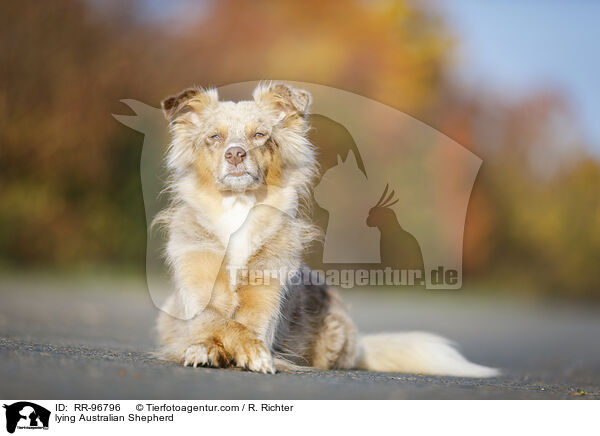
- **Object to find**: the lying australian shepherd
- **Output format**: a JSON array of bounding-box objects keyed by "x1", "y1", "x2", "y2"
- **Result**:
[{"x1": 155, "y1": 82, "x2": 498, "y2": 377}]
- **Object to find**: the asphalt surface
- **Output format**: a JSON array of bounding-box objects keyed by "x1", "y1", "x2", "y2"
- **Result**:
[{"x1": 1, "y1": 275, "x2": 599, "y2": 399}]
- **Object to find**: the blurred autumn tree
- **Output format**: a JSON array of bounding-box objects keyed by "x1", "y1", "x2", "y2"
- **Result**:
[{"x1": 0, "y1": 0, "x2": 598, "y2": 298}]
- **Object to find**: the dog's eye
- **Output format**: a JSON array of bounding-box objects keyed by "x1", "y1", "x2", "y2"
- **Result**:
[
  {"x1": 209, "y1": 134, "x2": 220, "y2": 140},
  {"x1": 254, "y1": 132, "x2": 266, "y2": 138}
]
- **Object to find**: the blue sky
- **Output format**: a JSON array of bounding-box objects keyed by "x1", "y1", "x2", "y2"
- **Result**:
[
  {"x1": 441, "y1": 0, "x2": 600, "y2": 153},
  {"x1": 131, "y1": 0, "x2": 600, "y2": 152}
]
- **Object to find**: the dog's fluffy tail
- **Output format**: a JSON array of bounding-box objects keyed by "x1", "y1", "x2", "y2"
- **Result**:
[{"x1": 356, "y1": 332, "x2": 499, "y2": 377}]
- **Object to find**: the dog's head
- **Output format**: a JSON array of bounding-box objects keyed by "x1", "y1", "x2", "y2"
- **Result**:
[{"x1": 162, "y1": 82, "x2": 315, "y2": 193}]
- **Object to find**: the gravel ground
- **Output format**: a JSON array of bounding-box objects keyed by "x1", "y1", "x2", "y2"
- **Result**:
[{"x1": 0, "y1": 275, "x2": 599, "y2": 400}]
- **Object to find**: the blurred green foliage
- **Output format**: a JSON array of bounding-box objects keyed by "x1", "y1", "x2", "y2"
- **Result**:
[{"x1": 0, "y1": 0, "x2": 598, "y2": 298}]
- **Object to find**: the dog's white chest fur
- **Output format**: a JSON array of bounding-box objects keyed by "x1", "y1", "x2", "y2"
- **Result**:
[
  {"x1": 220, "y1": 195, "x2": 254, "y2": 237},
  {"x1": 219, "y1": 194, "x2": 256, "y2": 269}
]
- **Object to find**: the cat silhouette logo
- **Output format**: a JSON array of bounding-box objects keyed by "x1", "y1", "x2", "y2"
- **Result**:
[
  {"x1": 114, "y1": 80, "x2": 481, "y2": 314},
  {"x1": 3, "y1": 402, "x2": 50, "y2": 433}
]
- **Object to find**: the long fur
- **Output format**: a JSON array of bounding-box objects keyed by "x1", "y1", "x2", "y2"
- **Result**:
[
  {"x1": 154, "y1": 81, "x2": 499, "y2": 378},
  {"x1": 357, "y1": 332, "x2": 499, "y2": 377}
]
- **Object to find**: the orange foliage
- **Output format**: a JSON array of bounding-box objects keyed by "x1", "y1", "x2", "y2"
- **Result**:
[{"x1": 1, "y1": 0, "x2": 599, "y2": 297}]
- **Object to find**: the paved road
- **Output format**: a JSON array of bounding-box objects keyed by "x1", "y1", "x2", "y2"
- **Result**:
[{"x1": 1, "y1": 275, "x2": 599, "y2": 399}]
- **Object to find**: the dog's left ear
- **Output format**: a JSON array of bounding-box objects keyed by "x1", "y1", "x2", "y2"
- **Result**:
[
  {"x1": 161, "y1": 87, "x2": 218, "y2": 121},
  {"x1": 253, "y1": 82, "x2": 312, "y2": 118}
]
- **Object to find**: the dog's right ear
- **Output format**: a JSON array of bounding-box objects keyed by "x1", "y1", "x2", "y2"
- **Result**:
[
  {"x1": 253, "y1": 82, "x2": 312, "y2": 119},
  {"x1": 161, "y1": 87, "x2": 218, "y2": 121}
]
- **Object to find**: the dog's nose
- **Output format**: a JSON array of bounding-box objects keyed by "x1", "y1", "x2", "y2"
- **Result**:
[{"x1": 225, "y1": 146, "x2": 247, "y2": 165}]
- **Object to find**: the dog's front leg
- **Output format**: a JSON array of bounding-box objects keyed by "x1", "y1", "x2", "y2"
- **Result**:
[
  {"x1": 229, "y1": 280, "x2": 282, "y2": 371},
  {"x1": 164, "y1": 248, "x2": 276, "y2": 373},
  {"x1": 157, "y1": 249, "x2": 239, "y2": 367},
  {"x1": 176, "y1": 306, "x2": 276, "y2": 373},
  {"x1": 178, "y1": 308, "x2": 275, "y2": 373}
]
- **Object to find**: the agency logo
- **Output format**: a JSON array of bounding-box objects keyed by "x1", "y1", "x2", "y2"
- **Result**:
[
  {"x1": 2, "y1": 402, "x2": 50, "y2": 434},
  {"x1": 114, "y1": 80, "x2": 481, "y2": 317}
]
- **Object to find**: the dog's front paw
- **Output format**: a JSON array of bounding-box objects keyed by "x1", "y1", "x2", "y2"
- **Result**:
[
  {"x1": 232, "y1": 339, "x2": 275, "y2": 374},
  {"x1": 181, "y1": 340, "x2": 230, "y2": 368}
]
